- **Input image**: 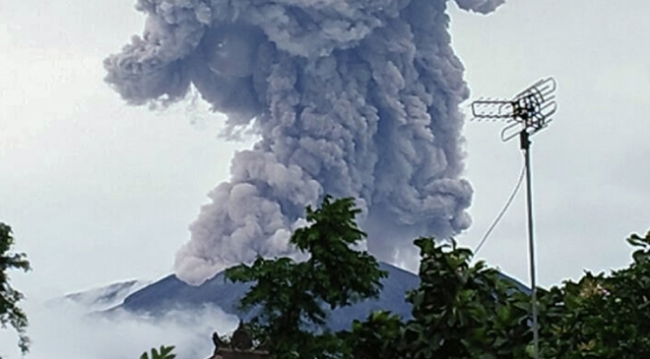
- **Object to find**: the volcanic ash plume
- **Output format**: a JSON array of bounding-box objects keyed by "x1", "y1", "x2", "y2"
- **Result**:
[{"x1": 105, "y1": 0, "x2": 504, "y2": 285}]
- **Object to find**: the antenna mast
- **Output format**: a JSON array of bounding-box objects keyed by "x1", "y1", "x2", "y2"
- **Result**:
[{"x1": 471, "y1": 77, "x2": 558, "y2": 359}]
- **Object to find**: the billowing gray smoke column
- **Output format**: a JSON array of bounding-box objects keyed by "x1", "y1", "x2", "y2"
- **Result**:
[{"x1": 105, "y1": 0, "x2": 504, "y2": 285}]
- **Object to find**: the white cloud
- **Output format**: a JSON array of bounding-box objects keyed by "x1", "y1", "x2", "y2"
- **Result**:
[{"x1": 0, "y1": 300, "x2": 239, "y2": 359}]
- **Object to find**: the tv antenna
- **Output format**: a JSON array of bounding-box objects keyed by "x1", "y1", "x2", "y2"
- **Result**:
[{"x1": 471, "y1": 77, "x2": 558, "y2": 359}]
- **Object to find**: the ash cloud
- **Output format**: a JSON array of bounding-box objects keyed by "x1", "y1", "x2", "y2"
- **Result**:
[
  {"x1": 454, "y1": 0, "x2": 505, "y2": 14},
  {"x1": 105, "y1": 0, "x2": 504, "y2": 285}
]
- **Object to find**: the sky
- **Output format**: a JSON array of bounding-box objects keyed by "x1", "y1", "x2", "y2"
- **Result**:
[
  {"x1": 0, "y1": 1, "x2": 649, "y2": 353},
  {"x1": 450, "y1": 1, "x2": 650, "y2": 287}
]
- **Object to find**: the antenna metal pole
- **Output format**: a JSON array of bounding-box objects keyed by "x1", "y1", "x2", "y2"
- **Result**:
[
  {"x1": 471, "y1": 77, "x2": 558, "y2": 359},
  {"x1": 521, "y1": 131, "x2": 539, "y2": 357}
]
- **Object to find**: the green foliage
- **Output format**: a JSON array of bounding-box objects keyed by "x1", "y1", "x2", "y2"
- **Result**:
[
  {"x1": 225, "y1": 198, "x2": 535, "y2": 359},
  {"x1": 0, "y1": 223, "x2": 31, "y2": 357},
  {"x1": 344, "y1": 229, "x2": 650, "y2": 359},
  {"x1": 402, "y1": 237, "x2": 531, "y2": 359},
  {"x1": 223, "y1": 196, "x2": 650, "y2": 359},
  {"x1": 292, "y1": 197, "x2": 385, "y2": 308},
  {"x1": 345, "y1": 310, "x2": 404, "y2": 359},
  {"x1": 537, "y1": 229, "x2": 650, "y2": 359},
  {"x1": 140, "y1": 345, "x2": 176, "y2": 359},
  {"x1": 226, "y1": 196, "x2": 386, "y2": 359}
]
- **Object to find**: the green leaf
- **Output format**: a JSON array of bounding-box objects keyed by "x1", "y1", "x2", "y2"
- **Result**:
[
  {"x1": 220, "y1": 197, "x2": 387, "y2": 359},
  {"x1": 0, "y1": 222, "x2": 31, "y2": 355}
]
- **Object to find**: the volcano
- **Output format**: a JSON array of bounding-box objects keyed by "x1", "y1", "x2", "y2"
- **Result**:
[{"x1": 103, "y1": 262, "x2": 528, "y2": 332}]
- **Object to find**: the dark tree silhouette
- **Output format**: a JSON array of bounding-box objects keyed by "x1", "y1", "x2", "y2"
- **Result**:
[{"x1": 0, "y1": 222, "x2": 31, "y2": 357}]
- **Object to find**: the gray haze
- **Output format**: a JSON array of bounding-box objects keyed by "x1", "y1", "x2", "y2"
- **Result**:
[{"x1": 106, "y1": 0, "x2": 504, "y2": 285}]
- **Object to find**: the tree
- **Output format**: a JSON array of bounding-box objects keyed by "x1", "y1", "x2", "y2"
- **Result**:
[
  {"x1": 225, "y1": 196, "x2": 535, "y2": 359},
  {"x1": 350, "y1": 230, "x2": 650, "y2": 359},
  {"x1": 140, "y1": 345, "x2": 176, "y2": 359},
  {"x1": 223, "y1": 195, "x2": 650, "y2": 359},
  {"x1": 401, "y1": 237, "x2": 531, "y2": 359},
  {"x1": 0, "y1": 222, "x2": 31, "y2": 357},
  {"x1": 225, "y1": 196, "x2": 387, "y2": 359},
  {"x1": 225, "y1": 197, "x2": 537, "y2": 359},
  {"x1": 537, "y1": 230, "x2": 650, "y2": 359},
  {"x1": 345, "y1": 310, "x2": 404, "y2": 359}
]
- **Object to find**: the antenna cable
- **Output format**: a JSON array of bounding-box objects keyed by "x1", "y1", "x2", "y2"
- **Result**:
[{"x1": 474, "y1": 163, "x2": 526, "y2": 255}]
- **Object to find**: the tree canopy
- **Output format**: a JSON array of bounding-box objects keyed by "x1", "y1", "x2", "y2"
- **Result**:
[
  {"x1": 537, "y1": 230, "x2": 650, "y2": 358},
  {"x1": 224, "y1": 197, "x2": 535, "y2": 359},
  {"x1": 140, "y1": 345, "x2": 176, "y2": 359},
  {"x1": 0, "y1": 222, "x2": 31, "y2": 357},
  {"x1": 225, "y1": 196, "x2": 386, "y2": 359},
  {"x1": 224, "y1": 197, "x2": 650, "y2": 359}
]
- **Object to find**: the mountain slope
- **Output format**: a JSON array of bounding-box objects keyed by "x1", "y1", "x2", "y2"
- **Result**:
[
  {"x1": 116, "y1": 262, "x2": 530, "y2": 331},
  {"x1": 58, "y1": 280, "x2": 151, "y2": 311}
]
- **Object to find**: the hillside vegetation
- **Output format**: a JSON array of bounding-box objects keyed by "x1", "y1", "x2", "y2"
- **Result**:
[{"x1": 148, "y1": 197, "x2": 650, "y2": 359}]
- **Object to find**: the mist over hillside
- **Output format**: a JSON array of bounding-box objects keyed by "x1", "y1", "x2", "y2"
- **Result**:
[{"x1": 63, "y1": 261, "x2": 529, "y2": 331}]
